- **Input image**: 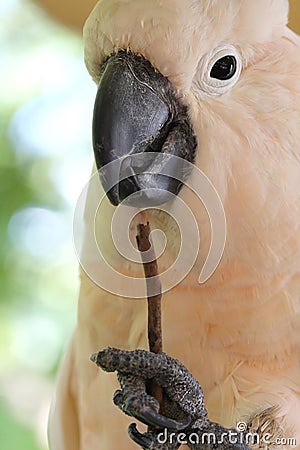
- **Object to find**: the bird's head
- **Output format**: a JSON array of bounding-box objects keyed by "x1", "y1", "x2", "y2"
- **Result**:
[{"x1": 83, "y1": 0, "x2": 290, "y2": 207}]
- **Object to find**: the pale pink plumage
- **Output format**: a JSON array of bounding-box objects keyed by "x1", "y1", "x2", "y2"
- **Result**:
[{"x1": 49, "y1": 1, "x2": 300, "y2": 449}]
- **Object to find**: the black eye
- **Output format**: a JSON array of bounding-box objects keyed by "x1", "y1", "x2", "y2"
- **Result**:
[{"x1": 210, "y1": 55, "x2": 237, "y2": 81}]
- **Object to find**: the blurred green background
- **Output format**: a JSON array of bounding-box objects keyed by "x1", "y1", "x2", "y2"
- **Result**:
[
  {"x1": 0, "y1": 1, "x2": 299, "y2": 450},
  {"x1": 0, "y1": 1, "x2": 95, "y2": 448}
]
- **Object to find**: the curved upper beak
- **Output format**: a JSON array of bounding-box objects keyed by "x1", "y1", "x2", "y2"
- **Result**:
[{"x1": 92, "y1": 51, "x2": 197, "y2": 206}]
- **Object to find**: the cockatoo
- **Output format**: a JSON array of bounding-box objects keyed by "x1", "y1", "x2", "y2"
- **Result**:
[{"x1": 48, "y1": 0, "x2": 300, "y2": 449}]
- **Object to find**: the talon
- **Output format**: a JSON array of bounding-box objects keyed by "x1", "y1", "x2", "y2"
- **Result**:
[
  {"x1": 89, "y1": 353, "x2": 98, "y2": 363},
  {"x1": 113, "y1": 390, "x2": 123, "y2": 407},
  {"x1": 137, "y1": 407, "x2": 191, "y2": 431},
  {"x1": 128, "y1": 423, "x2": 153, "y2": 448}
]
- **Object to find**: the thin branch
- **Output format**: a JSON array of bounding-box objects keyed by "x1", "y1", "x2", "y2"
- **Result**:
[{"x1": 136, "y1": 222, "x2": 163, "y2": 409}]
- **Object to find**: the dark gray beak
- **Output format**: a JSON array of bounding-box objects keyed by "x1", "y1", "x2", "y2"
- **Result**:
[{"x1": 92, "y1": 51, "x2": 197, "y2": 206}]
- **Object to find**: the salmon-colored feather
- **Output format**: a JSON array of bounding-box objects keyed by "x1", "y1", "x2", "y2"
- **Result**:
[{"x1": 49, "y1": 1, "x2": 300, "y2": 448}]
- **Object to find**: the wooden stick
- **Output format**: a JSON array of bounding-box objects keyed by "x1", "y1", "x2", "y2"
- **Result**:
[{"x1": 136, "y1": 222, "x2": 163, "y2": 409}]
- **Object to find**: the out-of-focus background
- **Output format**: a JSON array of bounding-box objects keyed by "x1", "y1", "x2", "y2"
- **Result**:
[{"x1": 0, "y1": 1, "x2": 299, "y2": 449}]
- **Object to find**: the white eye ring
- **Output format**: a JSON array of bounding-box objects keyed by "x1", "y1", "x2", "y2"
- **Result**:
[{"x1": 195, "y1": 45, "x2": 242, "y2": 97}]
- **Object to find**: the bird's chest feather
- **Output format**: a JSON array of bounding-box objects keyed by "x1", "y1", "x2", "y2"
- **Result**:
[{"x1": 78, "y1": 158, "x2": 300, "y2": 441}]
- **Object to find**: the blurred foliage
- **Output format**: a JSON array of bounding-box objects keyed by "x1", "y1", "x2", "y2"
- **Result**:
[
  {"x1": 0, "y1": 398, "x2": 41, "y2": 450},
  {"x1": 0, "y1": 0, "x2": 95, "y2": 448}
]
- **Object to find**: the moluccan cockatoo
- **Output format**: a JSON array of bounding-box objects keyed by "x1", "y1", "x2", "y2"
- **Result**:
[{"x1": 48, "y1": 0, "x2": 300, "y2": 449}]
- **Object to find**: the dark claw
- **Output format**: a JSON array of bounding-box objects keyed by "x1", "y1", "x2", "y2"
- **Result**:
[
  {"x1": 113, "y1": 390, "x2": 124, "y2": 406},
  {"x1": 137, "y1": 408, "x2": 191, "y2": 431},
  {"x1": 128, "y1": 423, "x2": 153, "y2": 448}
]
